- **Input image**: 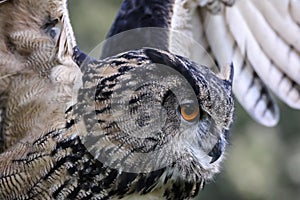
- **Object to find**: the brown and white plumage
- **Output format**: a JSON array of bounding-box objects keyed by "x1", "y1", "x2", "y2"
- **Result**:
[
  {"x1": 0, "y1": 0, "x2": 81, "y2": 151},
  {"x1": 3, "y1": 0, "x2": 298, "y2": 199},
  {"x1": 0, "y1": 0, "x2": 235, "y2": 199},
  {"x1": 105, "y1": 0, "x2": 300, "y2": 126},
  {"x1": 0, "y1": 0, "x2": 82, "y2": 197},
  {"x1": 0, "y1": 47, "x2": 235, "y2": 200}
]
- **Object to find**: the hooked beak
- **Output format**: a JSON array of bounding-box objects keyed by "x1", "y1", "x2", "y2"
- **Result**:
[{"x1": 208, "y1": 138, "x2": 225, "y2": 164}]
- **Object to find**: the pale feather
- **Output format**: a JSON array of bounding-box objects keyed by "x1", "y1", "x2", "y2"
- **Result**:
[
  {"x1": 253, "y1": 0, "x2": 300, "y2": 52},
  {"x1": 170, "y1": 0, "x2": 216, "y2": 70},
  {"x1": 225, "y1": 2, "x2": 300, "y2": 109},
  {"x1": 203, "y1": 10, "x2": 279, "y2": 126},
  {"x1": 237, "y1": 0, "x2": 300, "y2": 84},
  {"x1": 290, "y1": 0, "x2": 300, "y2": 24}
]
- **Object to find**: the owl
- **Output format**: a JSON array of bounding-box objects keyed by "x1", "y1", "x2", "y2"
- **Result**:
[
  {"x1": 0, "y1": 48, "x2": 234, "y2": 200},
  {"x1": 0, "y1": 1, "x2": 235, "y2": 200},
  {"x1": 1, "y1": 0, "x2": 299, "y2": 199}
]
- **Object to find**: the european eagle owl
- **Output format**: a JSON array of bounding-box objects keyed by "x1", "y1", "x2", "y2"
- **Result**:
[{"x1": 0, "y1": 0, "x2": 236, "y2": 199}]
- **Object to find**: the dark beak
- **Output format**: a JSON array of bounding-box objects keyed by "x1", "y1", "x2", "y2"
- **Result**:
[{"x1": 208, "y1": 138, "x2": 224, "y2": 164}]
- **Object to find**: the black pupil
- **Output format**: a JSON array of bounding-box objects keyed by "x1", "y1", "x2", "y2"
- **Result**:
[
  {"x1": 183, "y1": 104, "x2": 195, "y2": 115},
  {"x1": 49, "y1": 29, "x2": 57, "y2": 39}
]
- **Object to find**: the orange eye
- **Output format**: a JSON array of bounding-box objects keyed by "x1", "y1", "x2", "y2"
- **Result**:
[{"x1": 180, "y1": 103, "x2": 200, "y2": 122}]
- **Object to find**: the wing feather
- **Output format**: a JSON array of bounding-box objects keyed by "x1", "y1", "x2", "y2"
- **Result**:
[
  {"x1": 225, "y1": 2, "x2": 300, "y2": 109},
  {"x1": 169, "y1": 0, "x2": 216, "y2": 69},
  {"x1": 238, "y1": 0, "x2": 300, "y2": 84},
  {"x1": 203, "y1": 10, "x2": 279, "y2": 126},
  {"x1": 252, "y1": 0, "x2": 300, "y2": 52},
  {"x1": 290, "y1": 0, "x2": 300, "y2": 24}
]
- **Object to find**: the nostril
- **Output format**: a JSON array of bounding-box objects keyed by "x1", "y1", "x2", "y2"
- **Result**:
[{"x1": 208, "y1": 138, "x2": 224, "y2": 164}]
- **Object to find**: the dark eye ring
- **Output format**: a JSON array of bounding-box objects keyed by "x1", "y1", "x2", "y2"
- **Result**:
[
  {"x1": 179, "y1": 102, "x2": 200, "y2": 122},
  {"x1": 44, "y1": 19, "x2": 61, "y2": 41},
  {"x1": 44, "y1": 18, "x2": 59, "y2": 29}
]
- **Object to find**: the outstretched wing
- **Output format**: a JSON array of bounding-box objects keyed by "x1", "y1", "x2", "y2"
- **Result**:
[
  {"x1": 201, "y1": 0, "x2": 300, "y2": 126},
  {"x1": 105, "y1": 0, "x2": 300, "y2": 127}
]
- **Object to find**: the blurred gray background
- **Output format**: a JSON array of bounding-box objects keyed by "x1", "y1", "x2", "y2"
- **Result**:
[{"x1": 69, "y1": 1, "x2": 300, "y2": 199}]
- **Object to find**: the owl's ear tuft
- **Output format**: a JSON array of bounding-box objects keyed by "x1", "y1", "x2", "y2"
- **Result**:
[
  {"x1": 217, "y1": 63, "x2": 234, "y2": 94},
  {"x1": 220, "y1": 63, "x2": 234, "y2": 87}
]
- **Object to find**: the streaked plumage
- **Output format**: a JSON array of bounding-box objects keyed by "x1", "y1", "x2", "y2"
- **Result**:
[
  {"x1": 0, "y1": 47, "x2": 235, "y2": 200},
  {"x1": 0, "y1": 0, "x2": 235, "y2": 199},
  {"x1": 3, "y1": 0, "x2": 298, "y2": 199},
  {"x1": 103, "y1": 0, "x2": 300, "y2": 127},
  {"x1": 0, "y1": 0, "x2": 81, "y2": 152}
]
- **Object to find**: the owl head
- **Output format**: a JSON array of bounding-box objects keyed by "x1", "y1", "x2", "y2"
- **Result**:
[
  {"x1": 74, "y1": 47, "x2": 234, "y2": 189},
  {"x1": 0, "y1": 0, "x2": 76, "y2": 68},
  {"x1": 0, "y1": 0, "x2": 81, "y2": 151}
]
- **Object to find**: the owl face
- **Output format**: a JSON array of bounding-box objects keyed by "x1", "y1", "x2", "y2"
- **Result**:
[
  {"x1": 0, "y1": 0, "x2": 75, "y2": 64},
  {"x1": 76, "y1": 48, "x2": 234, "y2": 185},
  {"x1": 0, "y1": 0, "x2": 81, "y2": 151}
]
